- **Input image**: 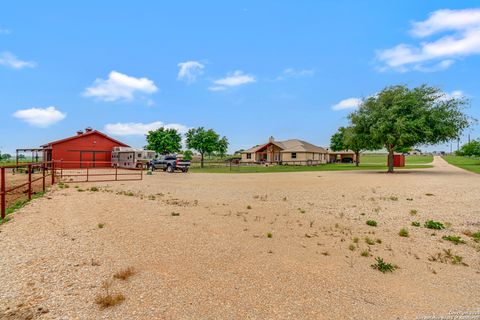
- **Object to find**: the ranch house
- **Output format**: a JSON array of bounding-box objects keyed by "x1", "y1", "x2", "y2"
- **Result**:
[{"x1": 241, "y1": 137, "x2": 328, "y2": 165}]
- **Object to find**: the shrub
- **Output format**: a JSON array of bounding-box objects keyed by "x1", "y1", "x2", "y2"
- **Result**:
[
  {"x1": 247, "y1": 205, "x2": 252, "y2": 210},
  {"x1": 360, "y1": 250, "x2": 370, "y2": 257},
  {"x1": 366, "y1": 220, "x2": 377, "y2": 227},
  {"x1": 399, "y1": 228, "x2": 409, "y2": 237},
  {"x1": 472, "y1": 232, "x2": 480, "y2": 242},
  {"x1": 267, "y1": 232, "x2": 273, "y2": 238},
  {"x1": 90, "y1": 186, "x2": 99, "y2": 192},
  {"x1": 365, "y1": 237, "x2": 375, "y2": 245},
  {"x1": 424, "y1": 220, "x2": 445, "y2": 230},
  {"x1": 371, "y1": 257, "x2": 396, "y2": 273},
  {"x1": 98, "y1": 223, "x2": 105, "y2": 229},
  {"x1": 442, "y1": 235, "x2": 465, "y2": 245},
  {"x1": 348, "y1": 244, "x2": 356, "y2": 251},
  {"x1": 409, "y1": 209, "x2": 417, "y2": 216},
  {"x1": 411, "y1": 221, "x2": 420, "y2": 227}
]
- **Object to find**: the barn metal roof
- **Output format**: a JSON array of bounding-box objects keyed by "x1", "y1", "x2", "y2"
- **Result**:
[{"x1": 41, "y1": 130, "x2": 129, "y2": 148}]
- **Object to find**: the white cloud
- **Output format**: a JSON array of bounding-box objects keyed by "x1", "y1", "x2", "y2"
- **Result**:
[
  {"x1": 104, "y1": 121, "x2": 189, "y2": 136},
  {"x1": 437, "y1": 90, "x2": 466, "y2": 101},
  {"x1": 177, "y1": 61, "x2": 205, "y2": 83},
  {"x1": 276, "y1": 68, "x2": 314, "y2": 80},
  {"x1": 377, "y1": 8, "x2": 480, "y2": 72},
  {"x1": 332, "y1": 98, "x2": 362, "y2": 111},
  {"x1": 13, "y1": 106, "x2": 66, "y2": 127},
  {"x1": 210, "y1": 70, "x2": 255, "y2": 91},
  {"x1": 0, "y1": 52, "x2": 36, "y2": 69},
  {"x1": 83, "y1": 71, "x2": 158, "y2": 102}
]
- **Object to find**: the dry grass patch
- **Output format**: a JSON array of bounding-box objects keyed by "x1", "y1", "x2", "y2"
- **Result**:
[
  {"x1": 113, "y1": 267, "x2": 135, "y2": 281},
  {"x1": 95, "y1": 280, "x2": 125, "y2": 309}
]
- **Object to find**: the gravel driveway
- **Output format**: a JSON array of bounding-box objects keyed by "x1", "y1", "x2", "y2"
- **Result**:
[{"x1": 1, "y1": 156, "x2": 479, "y2": 319}]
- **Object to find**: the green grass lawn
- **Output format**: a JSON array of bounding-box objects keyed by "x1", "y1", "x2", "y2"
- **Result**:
[
  {"x1": 190, "y1": 163, "x2": 432, "y2": 173},
  {"x1": 360, "y1": 154, "x2": 433, "y2": 165},
  {"x1": 442, "y1": 156, "x2": 480, "y2": 174}
]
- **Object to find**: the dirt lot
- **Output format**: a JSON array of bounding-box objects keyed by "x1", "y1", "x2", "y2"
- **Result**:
[{"x1": 0, "y1": 157, "x2": 479, "y2": 319}]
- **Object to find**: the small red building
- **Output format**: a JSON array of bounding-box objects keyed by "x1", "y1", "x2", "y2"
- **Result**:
[{"x1": 41, "y1": 127, "x2": 129, "y2": 167}]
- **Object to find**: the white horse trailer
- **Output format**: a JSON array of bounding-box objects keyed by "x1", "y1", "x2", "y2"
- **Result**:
[{"x1": 111, "y1": 147, "x2": 156, "y2": 168}]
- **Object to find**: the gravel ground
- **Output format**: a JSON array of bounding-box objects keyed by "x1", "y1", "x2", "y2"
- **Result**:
[{"x1": 0, "y1": 156, "x2": 479, "y2": 319}]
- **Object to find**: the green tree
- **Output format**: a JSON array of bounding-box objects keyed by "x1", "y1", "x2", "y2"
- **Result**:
[
  {"x1": 185, "y1": 127, "x2": 229, "y2": 167},
  {"x1": 182, "y1": 150, "x2": 193, "y2": 161},
  {"x1": 349, "y1": 85, "x2": 470, "y2": 173},
  {"x1": 1, "y1": 153, "x2": 12, "y2": 161},
  {"x1": 330, "y1": 127, "x2": 348, "y2": 152},
  {"x1": 456, "y1": 140, "x2": 480, "y2": 157},
  {"x1": 145, "y1": 127, "x2": 182, "y2": 155},
  {"x1": 330, "y1": 126, "x2": 379, "y2": 166}
]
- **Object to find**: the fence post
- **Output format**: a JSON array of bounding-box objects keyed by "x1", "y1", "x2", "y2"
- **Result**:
[
  {"x1": 42, "y1": 163, "x2": 46, "y2": 192},
  {"x1": 28, "y1": 164, "x2": 32, "y2": 200},
  {"x1": 51, "y1": 161, "x2": 55, "y2": 185},
  {"x1": 86, "y1": 167, "x2": 89, "y2": 182},
  {"x1": 1, "y1": 167, "x2": 5, "y2": 219},
  {"x1": 115, "y1": 166, "x2": 118, "y2": 181},
  {"x1": 140, "y1": 165, "x2": 143, "y2": 180}
]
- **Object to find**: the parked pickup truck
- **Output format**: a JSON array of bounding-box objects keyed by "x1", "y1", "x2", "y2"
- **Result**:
[{"x1": 150, "y1": 155, "x2": 190, "y2": 173}]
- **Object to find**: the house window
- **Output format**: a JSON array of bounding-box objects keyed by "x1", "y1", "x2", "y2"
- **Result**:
[
  {"x1": 246, "y1": 153, "x2": 252, "y2": 159},
  {"x1": 291, "y1": 152, "x2": 297, "y2": 159}
]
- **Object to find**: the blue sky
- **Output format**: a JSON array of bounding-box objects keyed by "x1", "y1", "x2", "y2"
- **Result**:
[{"x1": 1, "y1": 1, "x2": 479, "y2": 154}]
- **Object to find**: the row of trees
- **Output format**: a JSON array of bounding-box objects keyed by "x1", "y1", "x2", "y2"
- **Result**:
[
  {"x1": 145, "y1": 127, "x2": 228, "y2": 168},
  {"x1": 330, "y1": 85, "x2": 471, "y2": 172}
]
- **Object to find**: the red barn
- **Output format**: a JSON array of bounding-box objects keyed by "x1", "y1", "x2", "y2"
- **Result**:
[{"x1": 41, "y1": 127, "x2": 129, "y2": 167}]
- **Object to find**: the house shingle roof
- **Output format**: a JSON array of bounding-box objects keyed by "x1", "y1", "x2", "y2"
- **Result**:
[{"x1": 242, "y1": 139, "x2": 327, "y2": 154}]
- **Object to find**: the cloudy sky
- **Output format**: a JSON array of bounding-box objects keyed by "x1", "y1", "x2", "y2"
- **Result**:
[{"x1": 1, "y1": 1, "x2": 479, "y2": 153}]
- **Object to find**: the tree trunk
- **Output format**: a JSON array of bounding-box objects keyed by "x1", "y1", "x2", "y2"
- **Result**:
[
  {"x1": 387, "y1": 147, "x2": 395, "y2": 173},
  {"x1": 200, "y1": 153, "x2": 204, "y2": 168},
  {"x1": 355, "y1": 150, "x2": 360, "y2": 167}
]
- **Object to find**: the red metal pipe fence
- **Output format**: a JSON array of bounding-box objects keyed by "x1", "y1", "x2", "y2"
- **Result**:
[{"x1": 0, "y1": 160, "x2": 143, "y2": 219}]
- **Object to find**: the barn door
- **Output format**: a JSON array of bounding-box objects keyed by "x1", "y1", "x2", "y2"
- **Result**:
[{"x1": 80, "y1": 151, "x2": 94, "y2": 168}]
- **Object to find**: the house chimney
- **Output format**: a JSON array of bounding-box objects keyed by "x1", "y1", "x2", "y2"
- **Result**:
[
  {"x1": 85, "y1": 127, "x2": 93, "y2": 132},
  {"x1": 269, "y1": 136, "x2": 274, "y2": 143},
  {"x1": 76, "y1": 130, "x2": 83, "y2": 135}
]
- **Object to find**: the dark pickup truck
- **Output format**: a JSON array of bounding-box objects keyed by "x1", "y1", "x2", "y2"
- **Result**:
[{"x1": 150, "y1": 155, "x2": 190, "y2": 173}]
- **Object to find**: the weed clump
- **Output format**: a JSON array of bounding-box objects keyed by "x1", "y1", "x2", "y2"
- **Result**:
[
  {"x1": 95, "y1": 280, "x2": 125, "y2": 309},
  {"x1": 98, "y1": 223, "x2": 105, "y2": 229},
  {"x1": 424, "y1": 220, "x2": 445, "y2": 230},
  {"x1": 366, "y1": 220, "x2": 377, "y2": 227},
  {"x1": 90, "y1": 186, "x2": 99, "y2": 192},
  {"x1": 113, "y1": 267, "x2": 135, "y2": 281},
  {"x1": 442, "y1": 235, "x2": 465, "y2": 245},
  {"x1": 429, "y1": 249, "x2": 467, "y2": 266},
  {"x1": 409, "y1": 209, "x2": 417, "y2": 216},
  {"x1": 411, "y1": 221, "x2": 420, "y2": 227},
  {"x1": 371, "y1": 257, "x2": 396, "y2": 273},
  {"x1": 267, "y1": 232, "x2": 273, "y2": 238},
  {"x1": 399, "y1": 228, "x2": 409, "y2": 237},
  {"x1": 360, "y1": 250, "x2": 370, "y2": 257},
  {"x1": 365, "y1": 237, "x2": 375, "y2": 245}
]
